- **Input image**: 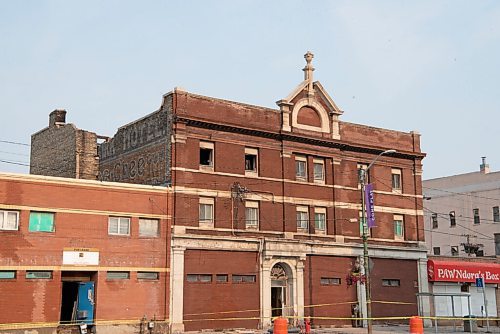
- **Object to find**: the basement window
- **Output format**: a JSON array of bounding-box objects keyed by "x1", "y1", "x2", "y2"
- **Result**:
[
  {"x1": 232, "y1": 275, "x2": 256, "y2": 283},
  {"x1": 186, "y1": 274, "x2": 212, "y2": 283},
  {"x1": 26, "y1": 271, "x2": 53, "y2": 279},
  {"x1": 382, "y1": 279, "x2": 400, "y2": 287},
  {"x1": 216, "y1": 274, "x2": 228, "y2": 283},
  {"x1": 320, "y1": 277, "x2": 341, "y2": 285},
  {"x1": 137, "y1": 272, "x2": 159, "y2": 280},
  {"x1": 106, "y1": 271, "x2": 130, "y2": 280},
  {"x1": 0, "y1": 271, "x2": 16, "y2": 279}
]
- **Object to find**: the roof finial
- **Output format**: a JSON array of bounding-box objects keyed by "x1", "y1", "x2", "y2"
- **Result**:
[
  {"x1": 303, "y1": 51, "x2": 315, "y2": 95},
  {"x1": 303, "y1": 51, "x2": 315, "y2": 82}
]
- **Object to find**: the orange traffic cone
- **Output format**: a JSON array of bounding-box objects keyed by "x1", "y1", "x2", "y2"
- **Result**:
[{"x1": 409, "y1": 316, "x2": 423, "y2": 334}]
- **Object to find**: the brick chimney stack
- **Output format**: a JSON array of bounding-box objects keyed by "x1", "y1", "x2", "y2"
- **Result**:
[
  {"x1": 49, "y1": 109, "x2": 67, "y2": 127},
  {"x1": 480, "y1": 156, "x2": 490, "y2": 174}
]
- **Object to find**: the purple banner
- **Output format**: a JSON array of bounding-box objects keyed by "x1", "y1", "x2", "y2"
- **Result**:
[{"x1": 365, "y1": 183, "x2": 376, "y2": 228}]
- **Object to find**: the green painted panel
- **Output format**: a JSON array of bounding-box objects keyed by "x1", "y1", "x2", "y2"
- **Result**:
[{"x1": 29, "y1": 212, "x2": 54, "y2": 232}]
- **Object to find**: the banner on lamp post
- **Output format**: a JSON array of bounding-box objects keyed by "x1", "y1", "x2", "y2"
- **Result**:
[{"x1": 365, "y1": 183, "x2": 375, "y2": 228}]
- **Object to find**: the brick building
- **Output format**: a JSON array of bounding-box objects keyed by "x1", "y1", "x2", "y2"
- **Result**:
[
  {"x1": 30, "y1": 109, "x2": 101, "y2": 180},
  {"x1": 30, "y1": 52, "x2": 430, "y2": 331},
  {"x1": 0, "y1": 172, "x2": 170, "y2": 333}
]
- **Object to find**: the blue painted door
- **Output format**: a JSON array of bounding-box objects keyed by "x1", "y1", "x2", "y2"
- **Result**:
[{"x1": 77, "y1": 282, "x2": 95, "y2": 324}]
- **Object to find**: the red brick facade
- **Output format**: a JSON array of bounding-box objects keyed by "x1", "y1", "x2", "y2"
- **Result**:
[
  {"x1": 0, "y1": 173, "x2": 170, "y2": 332},
  {"x1": 25, "y1": 53, "x2": 429, "y2": 331}
]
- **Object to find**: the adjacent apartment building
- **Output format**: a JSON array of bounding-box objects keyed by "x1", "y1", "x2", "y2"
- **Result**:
[
  {"x1": 29, "y1": 52, "x2": 429, "y2": 331},
  {"x1": 0, "y1": 172, "x2": 170, "y2": 333},
  {"x1": 423, "y1": 158, "x2": 500, "y2": 258}
]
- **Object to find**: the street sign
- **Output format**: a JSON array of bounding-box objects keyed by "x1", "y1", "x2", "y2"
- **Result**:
[{"x1": 475, "y1": 277, "x2": 484, "y2": 287}]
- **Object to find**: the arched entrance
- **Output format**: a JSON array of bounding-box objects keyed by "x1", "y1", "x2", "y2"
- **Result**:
[{"x1": 271, "y1": 263, "x2": 293, "y2": 318}]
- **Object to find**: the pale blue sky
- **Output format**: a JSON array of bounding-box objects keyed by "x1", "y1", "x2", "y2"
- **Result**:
[{"x1": 1, "y1": 1, "x2": 499, "y2": 180}]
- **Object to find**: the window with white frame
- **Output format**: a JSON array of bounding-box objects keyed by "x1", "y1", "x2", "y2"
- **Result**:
[
  {"x1": 139, "y1": 218, "x2": 159, "y2": 237},
  {"x1": 199, "y1": 197, "x2": 214, "y2": 227},
  {"x1": 0, "y1": 210, "x2": 19, "y2": 231},
  {"x1": 313, "y1": 158, "x2": 325, "y2": 183},
  {"x1": 108, "y1": 217, "x2": 130, "y2": 236},
  {"x1": 393, "y1": 215, "x2": 404, "y2": 240},
  {"x1": 391, "y1": 168, "x2": 402, "y2": 192},
  {"x1": 244, "y1": 148, "x2": 258, "y2": 175},
  {"x1": 245, "y1": 201, "x2": 259, "y2": 229},
  {"x1": 199, "y1": 141, "x2": 214, "y2": 169},
  {"x1": 295, "y1": 155, "x2": 307, "y2": 181},
  {"x1": 314, "y1": 207, "x2": 326, "y2": 234},
  {"x1": 296, "y1": 206, "x2": 309, "y2": 231}
]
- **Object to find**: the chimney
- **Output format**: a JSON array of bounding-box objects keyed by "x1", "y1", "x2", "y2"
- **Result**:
[
  {"x1": 49, "y1": 109, "x2": 67, "y2": 127},
  {"x1": 480, "y1": 157, "x2": 490, "y2": 174}
]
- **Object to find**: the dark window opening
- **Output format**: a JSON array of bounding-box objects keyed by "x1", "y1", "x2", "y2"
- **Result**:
[
  {"x1": 200, "y1": 148, "x2": 213, "y2": 166},
  {"x1": 433, "y1": 247, "x2": 441, "y2": 255},
  {"x1": 449, "y1": 211, "x2": 456, "y2": 227},
  {"x1": 473, "y1": 208, "x2": 480, "y2": 224},
  {"x1": 431, "y1": 213, "x2": 438, "y2": 229},
  {"x1": 451, "y1": 246, "x2": 459, "y2": 256},
  {"x1": 245, "y1": 154, "x2": 257, "y2": 172},
  {"x1": 493, "y1": 206, "x2": 499, "y2": 222}
]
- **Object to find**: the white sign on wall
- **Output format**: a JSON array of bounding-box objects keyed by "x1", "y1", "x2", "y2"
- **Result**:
[{"x1": 63, "y1": 248, "x2": 99, "y2": 266}]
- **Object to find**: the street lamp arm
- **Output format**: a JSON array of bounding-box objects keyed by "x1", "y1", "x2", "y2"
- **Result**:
[{"x1": 366, "y1": 149, "x2": 397, "y2": 171}]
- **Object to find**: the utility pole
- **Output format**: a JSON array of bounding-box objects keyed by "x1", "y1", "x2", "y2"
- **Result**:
[{"x1": 359, "y1": 149, "x2": 396, "y2": 334}]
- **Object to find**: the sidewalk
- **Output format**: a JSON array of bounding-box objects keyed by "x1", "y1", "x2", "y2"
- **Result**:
[
  {"x1": 312, "y1": 324, "x2": 500, "y2": 333},
  {"x1": 194, "y1": 325, "x2": 500, "y2": 334}
]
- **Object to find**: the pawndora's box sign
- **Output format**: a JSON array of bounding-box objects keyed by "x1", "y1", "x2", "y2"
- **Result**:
[
  {"x1": 428, "y1": 260, "x2": 500, "y2": 283},
  {"x1": 63, "y1": 248, "x2": 99, "y2": 266}
]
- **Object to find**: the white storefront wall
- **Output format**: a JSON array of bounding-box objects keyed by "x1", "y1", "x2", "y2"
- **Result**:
[{"x1": 433, "y1": 282, "x2": 497, "y2": 317}]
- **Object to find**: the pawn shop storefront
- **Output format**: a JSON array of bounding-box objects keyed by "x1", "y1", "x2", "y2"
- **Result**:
[{"x1": 427, "y1": 259, "x2": 500, "y2": 320}]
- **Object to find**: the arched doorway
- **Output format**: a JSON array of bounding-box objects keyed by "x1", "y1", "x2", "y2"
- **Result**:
[{"x1": 271, "y1": 263, "x2": 293, "y2": 318}]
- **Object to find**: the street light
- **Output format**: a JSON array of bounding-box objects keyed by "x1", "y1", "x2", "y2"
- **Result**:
[{"x1": 359, "y1": 149, "x2": 396, "y2": 334}]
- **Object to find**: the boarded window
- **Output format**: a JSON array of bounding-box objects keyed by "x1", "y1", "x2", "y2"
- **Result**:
[
  {"x1": 139, "y1": 218, "x2": 159, "y2": 237},
  {"x1": 29, "y1": 212, "x2": 54, "y2": 232}
]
